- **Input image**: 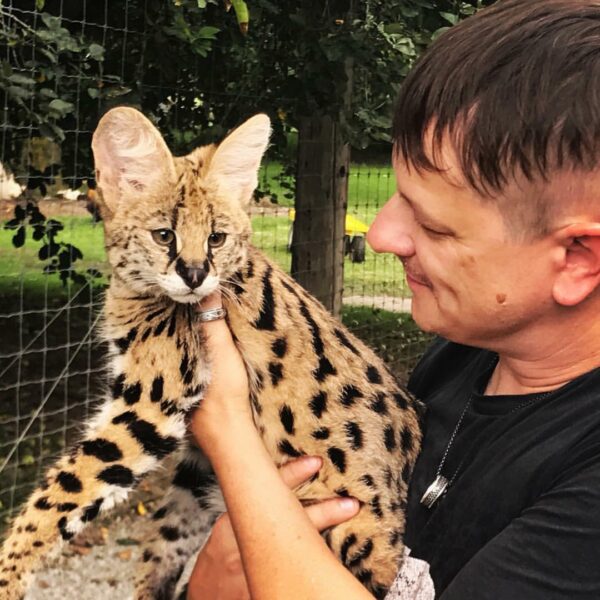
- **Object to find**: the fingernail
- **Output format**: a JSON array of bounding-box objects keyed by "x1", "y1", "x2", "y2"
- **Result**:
[
  {"x1": 338, "y1": 498, "x2": 359, "y2": 513},
  {"x1": 302, "y1": 456, "x2": 322, "y2": 471}
]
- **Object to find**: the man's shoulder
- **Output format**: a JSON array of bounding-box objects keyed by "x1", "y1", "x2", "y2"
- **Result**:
[{"x1": 407, "y1": 338, "x2": 490, "y2": 400}]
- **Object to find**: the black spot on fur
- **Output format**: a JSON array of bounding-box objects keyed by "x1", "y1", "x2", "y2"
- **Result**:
[
  {"x1": 278, "y1": 439, "x2": 303, "y2": 458},
  {"x1": 334, "y1": 328, "x2": 359, "y2": 355},
  {"x1": 341, "y1": 533, "x2": 357, "y2": 565},
  {"x1": 127, "y1": 419, "x2": 178, "y2": 459},
  {"x1": 172, "y1": 461, "x2": 218, "y2": 511},
  {"x1": 179, "y1": 352, "x2": 190, "y2": 380},
  {"x1": 167, "y1": 311, "x2": 178, "y2": 337},
  {"x1": 309, "y1": 391, "x2": 327, "y2": 418},
  {"x1": 255, "y1": 265, "x2": 276, "y2": 330},
  {"x1": 271, "y1": 337, "x2": 288, "y2": 358},
  {"x1": 123, "y1": 381, "x2": 142, "y2": 405},
  {"x1": 389, "y1": 529, "x2": 402, "y2": 547},
  {"x1": 298, "y1": 300, "x2": 324, "y2": 355},
  {"x1": 250, "y1": 392, "x2": 262, "y2": 416},
  {"x1": 82, "y1": 438, "x2": 123, "y2": 462},
  {"x1": 269, "y1": 362, "x2": 284, "y2": 386},
  {"x1": 246, "y1": 258, "x2": 254, "y2": 279},
  {"x1": 151, "y1": 376, "x2": 164, "y2": 402},
  {"x1": 401, "y1": 463, "x2": 412, "y2": 484},
  {"x1": 81, "y1": 498, "x2": 103, "y2": 523},
  {"x1": 384, "y1": 425, "x2": 396, "y2": 451},
  {"x1": 312, "y1": 427, "x2": 330, "y2": 440},
  {"x1": 115, "y1": 327, "x2": 137, "y2": 353},
  {"x1": 112, "y1": 373, "x2": 125, "y2": 399},
  {"x1": 143, "y1": 549, "x2": 154, "y2": 562},
  {"x1": 370, "y1": 393, "x2": 388, "y2": 414},
  {"x1": 159, "y1": 526, "x2": 180, "y2": 542},
  {"x1": 97, "y1": 465, "x2": 134, "y2": 487},
  {"x1": 24, "y1": 523, "x2": 37, "y2": 532},
  {"x1": 348, "y1": 539, "x2": 374, "y2": 567},
  {"x1": 141, "y1": 327, "x2": 152, "y2": 342},
  {"x1": 154, "y1": 317, "x2": 169, "y2": 336},
  {"x1": 384, "y1": 466, "x2": 393, "y2": 488},
  {"x1": 314, "y1": 356, "x2": 336, "y2": 382},
  {"x1": 160, "y1": 400, "x2": 178, "y2": 416},
  {"x1": 57, "y1": 471, "x2": 82, "y2": 493},
  {"x1": 400, "y1": 427, "x2": 414, "y2": 452},
  {"x1": 392, "y1": 391, "x2": 408, "y2": 410},
  {"x1": 146, "y1": 307, "x2": 166, "y2": 322},
  {"x1": 112, "y1": 411, "x2": 137, "y2": 425},
  {"x1": 34, "y1": 497, "x2": 53, "y2": 510},
  {"x1": 370, "y1": 495, "x2": 383, "y2": 519},
  {"x1": 33, "y1": 541, "x2": 44, "y2": 548},
  {"x1": 366, "y1": 365, "x2": 383, "y2": 384},
  {"x1": 339, "y1": 385, "x2": 363, "y2": 407},
  {"x1": 56, "y1": 502, "x2": 78, "y2": 512},
  {"x1": 153, "y1": 507, "x2": 168, "y2": 520},
  {"x1": 184, "y1": 383, "x2": 203, "y2": 398},
  {"x1": 279, "y1": 405, "x2": 295, "y2": 434},
  {"x1": 327, "y1": 447, "x2": 347, "y2": 473},
  {"x1": 335, "y1": 487, "x2": 350, "y2": 497},
  {"x1": 345, "y1": 422, "x2": 364, "y2": 450},
  {"x1": 0, "y1": 580, "x2": 8, "y2": 587},
  {"x1": 57, "y1": 516, "x2": 74, "y2": 540},
  {"x1": 356, "y1": 569, "x2": 373, "y2": 586}
]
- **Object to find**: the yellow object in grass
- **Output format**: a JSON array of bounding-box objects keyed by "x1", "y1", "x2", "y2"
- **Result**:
[{"x1": 288, "y1": 208, "x2": 369, "y2": 236}]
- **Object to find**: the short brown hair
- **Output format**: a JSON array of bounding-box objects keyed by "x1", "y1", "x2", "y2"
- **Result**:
[{"x1": 393, "y1": 0, "x2": 600, "y2": 233}]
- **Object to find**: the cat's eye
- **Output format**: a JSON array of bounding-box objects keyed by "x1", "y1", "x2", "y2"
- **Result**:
[
  {"x1": 151, "y1": 228, "x2": 175, "y2": 246},
  {"x1": 208, "y1": 232, "x2": 227, "y2": 248}
]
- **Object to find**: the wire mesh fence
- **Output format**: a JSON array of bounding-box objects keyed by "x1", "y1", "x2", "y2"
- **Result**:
[{"x1": 0, "y1": 0, "x2": 430, "y2": 527}]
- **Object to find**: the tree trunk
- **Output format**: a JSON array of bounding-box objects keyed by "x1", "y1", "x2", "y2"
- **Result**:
[{"x1": 291, "y1": 115, "x2": 349, "y2": 317}]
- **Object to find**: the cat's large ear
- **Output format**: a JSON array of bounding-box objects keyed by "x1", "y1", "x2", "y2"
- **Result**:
[
  {"x1": 92, "y1": 107, "x2": 176, "y2": 213},
  {"x1": 208, "y1": 114, "x2": 271, "y2": 205}
]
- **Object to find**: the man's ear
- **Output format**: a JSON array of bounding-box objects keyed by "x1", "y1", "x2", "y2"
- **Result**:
[
  {"x1": 208, "y1": 114, "x2": 271, "y2": 206},
  {"x1": 91, "y1": 107, "x2": 176, "y2": 213},
  {"x1": 552, "y1": 223, "x2": 600, "y2": 306}
]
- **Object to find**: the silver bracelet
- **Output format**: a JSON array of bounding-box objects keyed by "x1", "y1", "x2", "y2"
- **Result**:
[{"x1": 196, "y1": 307, "x2": 227, "y2": 322}]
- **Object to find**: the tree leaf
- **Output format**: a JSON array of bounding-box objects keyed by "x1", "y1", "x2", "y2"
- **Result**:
[
  {"x1": 48, "y1": 98, "x2": 75, "y2": 116},
  {"x1": 88, "y1": 43, "x2": 105, "y2": 61},
  {"x1": 439, "y1": 12, "x2": 459, "y2": 25},
  {"x1": 13, "y1": 226, "x2": 25, "y2": 248}
]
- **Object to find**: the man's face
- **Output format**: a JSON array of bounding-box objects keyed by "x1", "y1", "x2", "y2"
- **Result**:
[{"x1": 367, "y1": 148, "x2": 557, "y2": 349}]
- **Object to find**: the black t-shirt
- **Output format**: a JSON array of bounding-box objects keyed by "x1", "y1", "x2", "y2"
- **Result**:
[{"x1": 403, "y1": 339, "x2": 600, "y2": 599}]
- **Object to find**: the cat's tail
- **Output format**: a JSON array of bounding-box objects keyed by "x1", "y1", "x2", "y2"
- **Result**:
[{"x1": 0, "y1": 394, "x2": 186, "y2": 599}]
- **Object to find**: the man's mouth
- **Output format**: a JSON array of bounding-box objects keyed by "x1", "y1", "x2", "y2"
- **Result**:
[{"x1": 403, "y1": 263, "x2": 431, "y2": 288}]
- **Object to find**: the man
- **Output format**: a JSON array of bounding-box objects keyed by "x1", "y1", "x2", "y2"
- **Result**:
[{"x1": 188, "y1": 0, "x2": 600, "y2": 597}]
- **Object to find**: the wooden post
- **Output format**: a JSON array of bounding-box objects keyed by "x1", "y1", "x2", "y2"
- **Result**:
[{"x1": 291, "y1": 115, "x2": 349, "y2": 317}]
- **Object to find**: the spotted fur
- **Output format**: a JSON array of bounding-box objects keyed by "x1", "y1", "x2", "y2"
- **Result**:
[{"x1": 0, "y1": 108, "x2": 422, "y2": 600}]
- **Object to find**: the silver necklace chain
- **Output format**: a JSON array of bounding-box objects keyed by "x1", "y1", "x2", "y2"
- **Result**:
[{"x1": 420, "y1": 363, "x2": 555, "y2": 510}]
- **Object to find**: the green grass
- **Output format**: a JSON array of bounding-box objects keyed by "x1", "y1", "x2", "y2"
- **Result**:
[{"x1": 0, "y1": 163, "x2": 407, "y2": 299}]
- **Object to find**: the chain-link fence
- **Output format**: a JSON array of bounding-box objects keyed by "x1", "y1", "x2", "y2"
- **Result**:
[{"x1": 0, "y1": 0, "x2": 430, "y2": 526}]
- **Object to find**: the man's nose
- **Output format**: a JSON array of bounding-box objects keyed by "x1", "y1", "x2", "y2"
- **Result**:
[
  {"x1": 366, "y1": 194, "x2": 416, "y2": 257},
  {"x1": 175, "y1": 259, "x2": 208, "y2": 289}
]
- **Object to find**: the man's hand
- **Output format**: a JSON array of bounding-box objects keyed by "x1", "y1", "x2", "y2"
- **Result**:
[{"x1": 187, "y1": 455, "x2": 360, "y2": 600}]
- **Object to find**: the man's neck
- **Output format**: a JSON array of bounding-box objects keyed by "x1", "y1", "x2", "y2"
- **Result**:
[{"x1": 485, "y1": 333, "x2": 600, "y2": 396}]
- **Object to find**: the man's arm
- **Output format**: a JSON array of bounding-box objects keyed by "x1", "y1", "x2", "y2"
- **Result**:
[{"x1": 442, "y1": 458, "x2": 600, "y2": 599}]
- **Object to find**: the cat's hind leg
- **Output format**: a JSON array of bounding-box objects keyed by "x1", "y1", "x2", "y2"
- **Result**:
[{"x1": 135, "y1": 445, "x2": 224, "y2": 600}]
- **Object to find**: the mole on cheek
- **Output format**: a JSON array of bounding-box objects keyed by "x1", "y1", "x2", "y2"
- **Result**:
[{"x1": 496, "y1": 293, "x2": 507, "y2": 305}]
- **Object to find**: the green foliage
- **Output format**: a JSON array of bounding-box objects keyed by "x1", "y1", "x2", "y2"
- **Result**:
[{"x1": 3, "y1": 203, "x2": 102, "y2": 286}]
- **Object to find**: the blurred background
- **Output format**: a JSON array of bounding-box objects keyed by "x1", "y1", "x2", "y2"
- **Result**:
[{"x1": 0, "y1": 0, "x2": 493, "y2": 537}]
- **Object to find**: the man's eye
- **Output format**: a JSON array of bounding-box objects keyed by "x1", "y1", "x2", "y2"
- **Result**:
[
  {"x1": 208, "y1": 232, "x2": 227, "y2": 248},
  {"x1": 151, "y1": 229, "x2": 175, "y2": 246}
]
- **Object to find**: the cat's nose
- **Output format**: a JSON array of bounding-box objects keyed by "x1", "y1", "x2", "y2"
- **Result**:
[{"x1": 175, "y1": 260, "x2": 207, "y2": 289}]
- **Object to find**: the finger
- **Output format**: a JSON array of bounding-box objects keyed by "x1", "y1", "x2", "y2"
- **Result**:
[
  {"x1": 305, "y1": 497, "x2": 361, "y2": 532},
  {"x1": 196, "y1": 291, "x2": 233, "y2": 349},
  {"x1": 279, "y1": 456, "x2": 323, "y2": 489}
]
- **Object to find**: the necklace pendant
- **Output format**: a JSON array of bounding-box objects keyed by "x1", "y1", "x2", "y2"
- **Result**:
[{"x1": 420, "y1": 475, "x2": 449, "y2": 509}]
